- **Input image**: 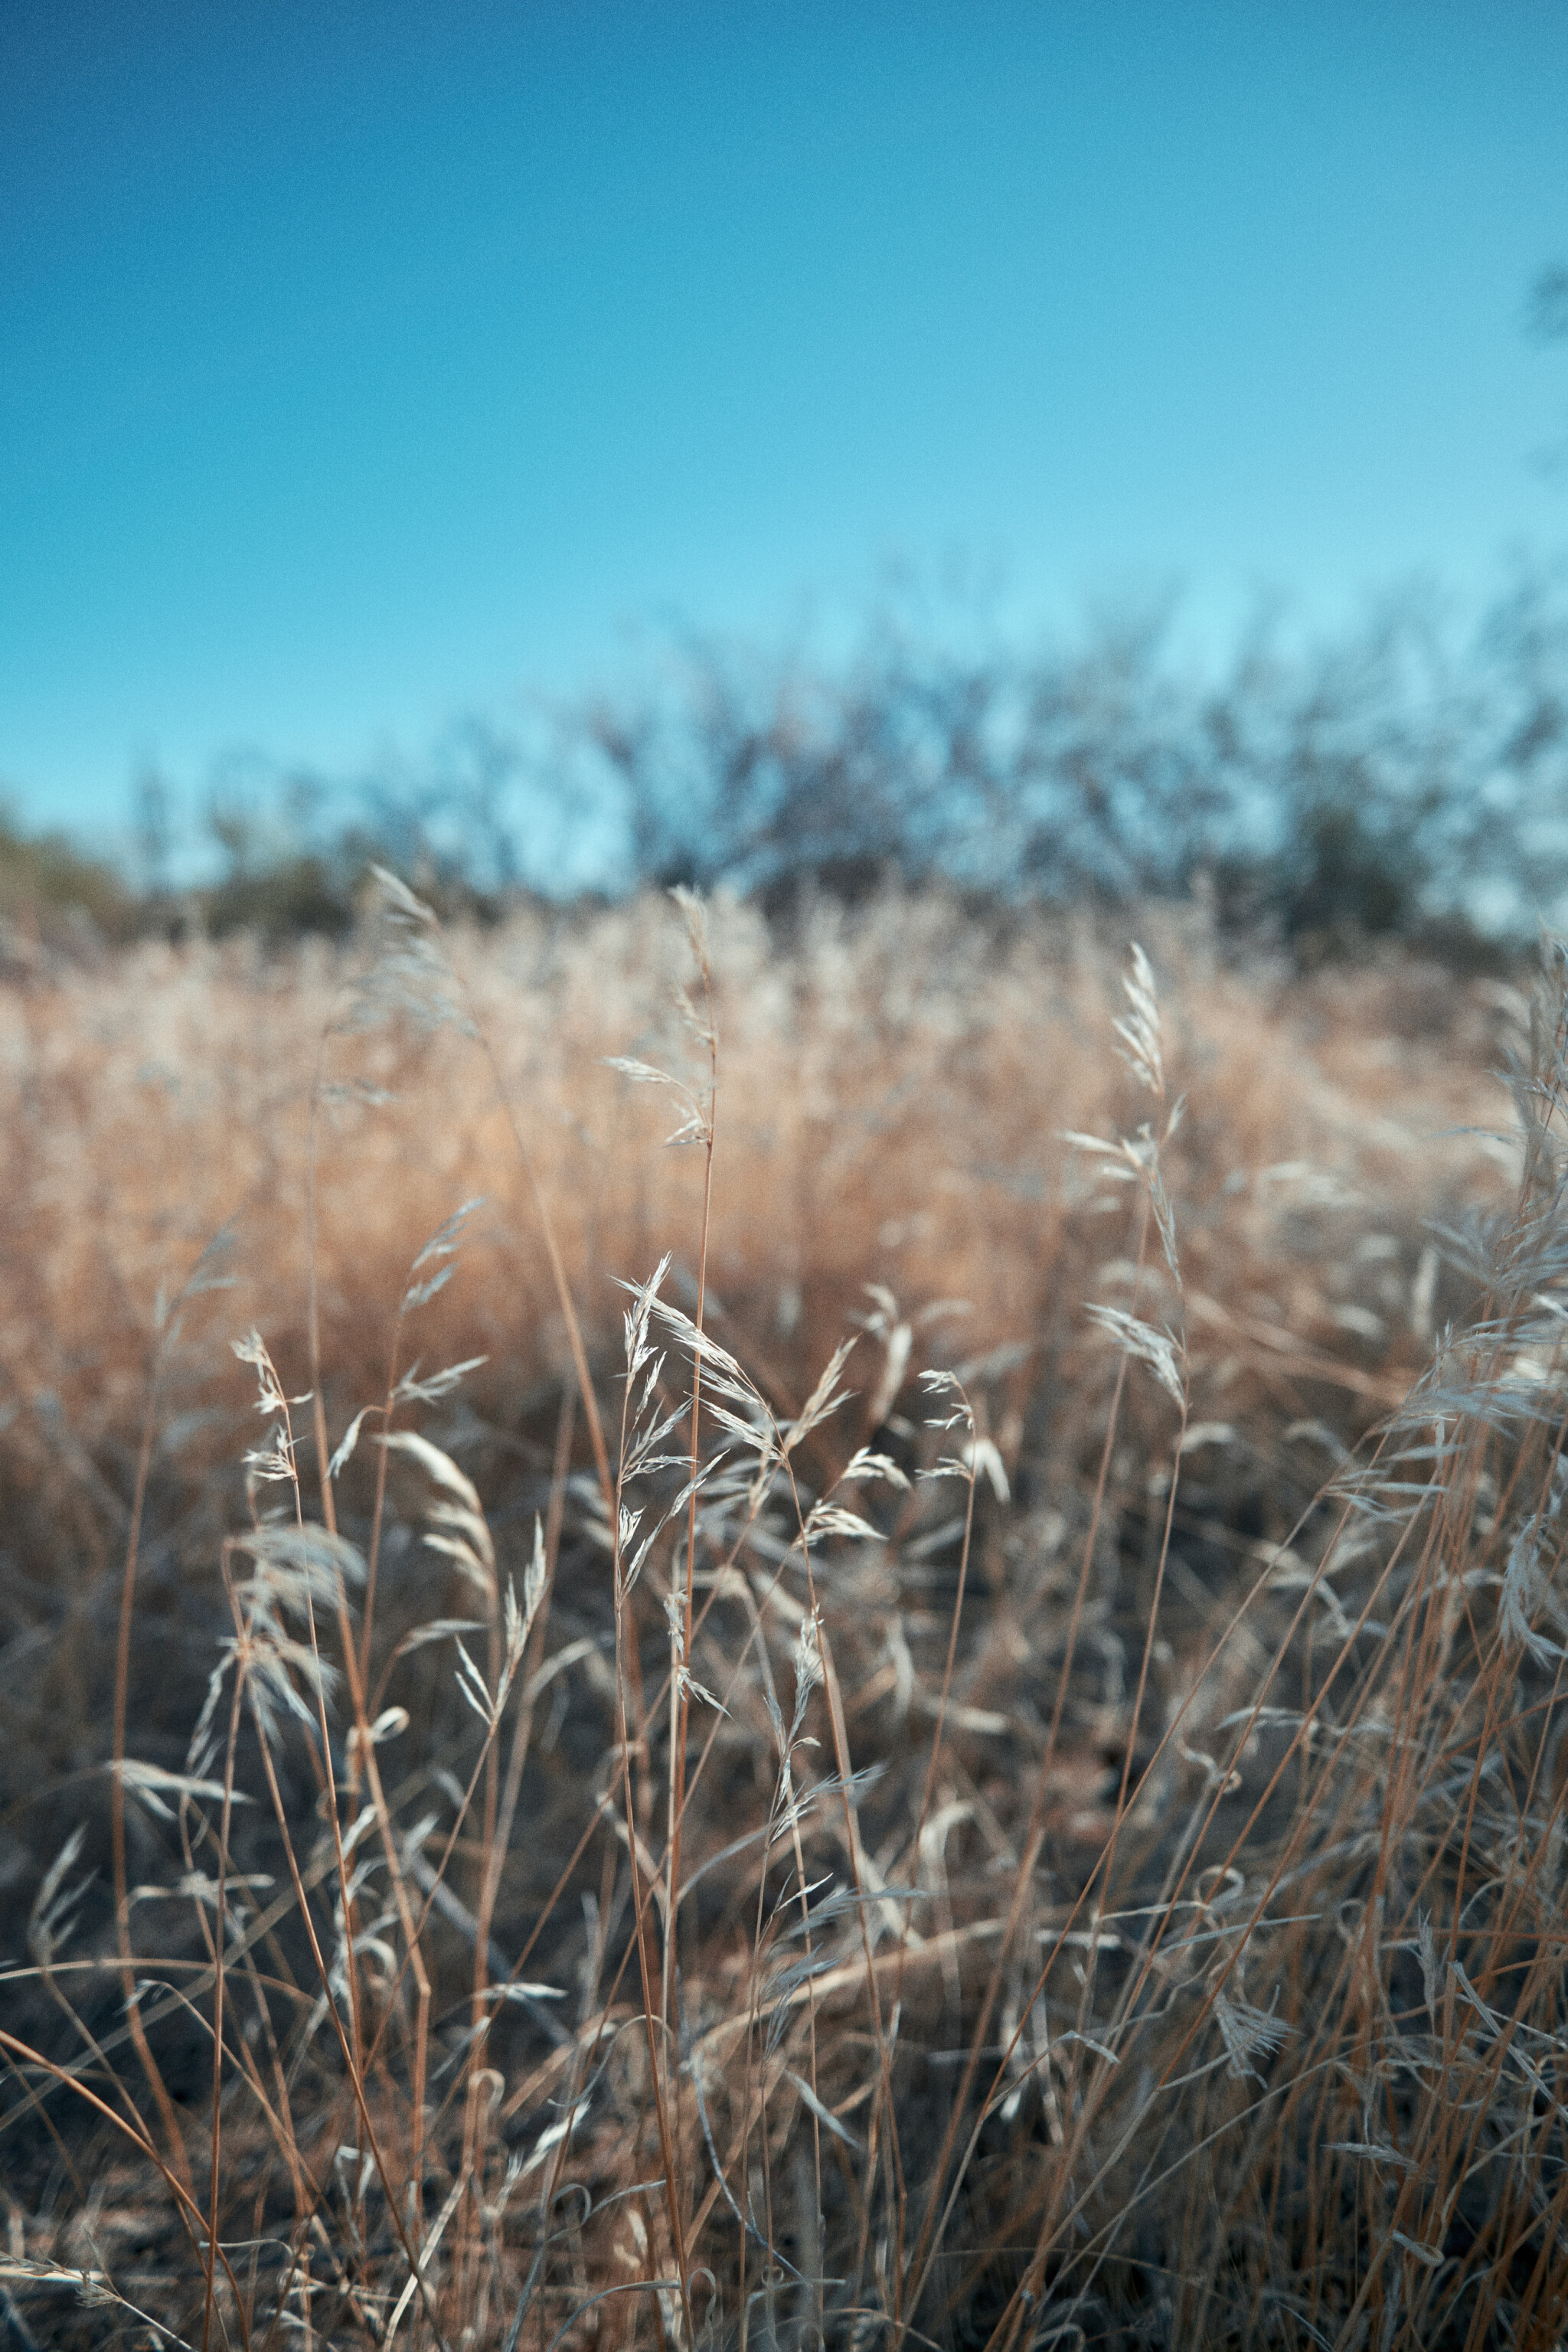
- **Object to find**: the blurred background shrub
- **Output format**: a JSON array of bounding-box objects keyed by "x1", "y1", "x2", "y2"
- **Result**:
[{"x1": 8, "y1": 567, "x2": 1567, "y2": 967}]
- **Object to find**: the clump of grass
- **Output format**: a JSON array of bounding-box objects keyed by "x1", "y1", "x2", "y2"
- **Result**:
[{"x1": 1, "y1": 878, "x2": 1559, "y2": 2349}]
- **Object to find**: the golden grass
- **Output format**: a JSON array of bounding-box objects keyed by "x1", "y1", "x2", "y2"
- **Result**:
[{"x1": 1, "y1": 879, "x2": 1560, "y2": 2351}]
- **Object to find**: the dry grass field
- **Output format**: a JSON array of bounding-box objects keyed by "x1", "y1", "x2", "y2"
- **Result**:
[{"x1": 2, "y1": 877, "x2": 1564, "y2": 2350}]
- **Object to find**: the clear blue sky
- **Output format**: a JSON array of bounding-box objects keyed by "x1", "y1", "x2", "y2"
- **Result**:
[{"x1": 3, "y1": 0, "x2": 1566, "y2": 847}]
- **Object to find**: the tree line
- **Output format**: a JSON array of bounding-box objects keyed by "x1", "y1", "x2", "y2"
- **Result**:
[{"x1": 5, "y1": 567, "x2": 1567, "y2": 965}]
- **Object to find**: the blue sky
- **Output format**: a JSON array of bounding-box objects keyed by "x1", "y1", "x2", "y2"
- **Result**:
[{"x1": 3, "y1": 0, "x2": 1567, "y2": 848}]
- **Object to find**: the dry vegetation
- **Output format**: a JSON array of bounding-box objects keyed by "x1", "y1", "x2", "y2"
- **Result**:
[{"x1": 3, "y1": 879, "x2": 1566, "y2": 2350}]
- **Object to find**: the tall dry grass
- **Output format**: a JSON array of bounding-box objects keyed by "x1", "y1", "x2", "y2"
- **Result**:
[{"x1": 0, "y1": 880, "x2": 1557, "y2": 2350}]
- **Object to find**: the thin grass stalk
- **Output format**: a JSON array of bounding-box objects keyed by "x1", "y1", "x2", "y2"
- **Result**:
[
  {"x1": 781, "y1": 1457, "x2": 907, "y2": 2321},
  {"x1": 486, "y1": 1387, "x2": 576, "y2": 1942},
  {"x1": 304, "y1": 1161, "x2": 443, "y2": 2226},
  {"x1": 475, "y1": 1018, "x2": 614, "y2": 1515},
  {"x1": 110, "y1": 1338, "x2": 198, "y2": 2207},
  {"x1": 199, "y1": 1651, "x2": 250, "y2": 2352},
  {"x1": 663, "y1": 923, "x2": 718, "y2": 2056},
  {"x1": 609, "y1": 1357, "x2": 696, "y2": 2349},
  {"x1": 900, "y1": 1197, "x2": 1152, "y2": 2334},
  {"x1": 964, "y1": 1438, "x2": 1416, "y2": 2337},
  {"x1": 241, "y1": 1657, "x2": 451, "y2": 2352},
  {"x1": 0, "y1": 2022, "x2": 250, "y2": 2320}
]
